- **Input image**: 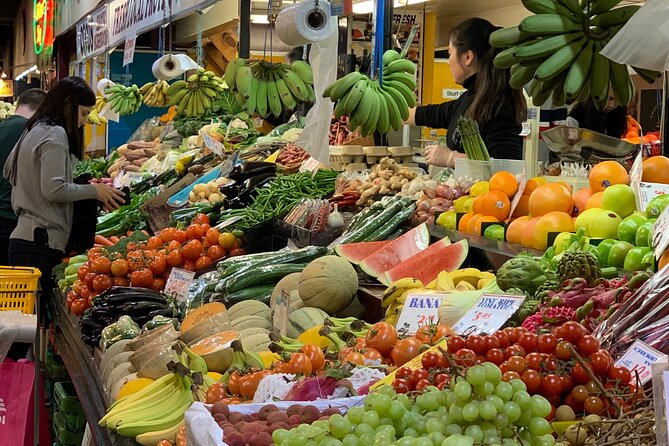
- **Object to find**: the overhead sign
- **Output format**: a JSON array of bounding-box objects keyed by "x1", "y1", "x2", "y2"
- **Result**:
[
  {"x1": 33, "y1": 0, "x2": 55, "y2": 55},
  {"x1": 55, "y1": 0, "x2": 100, "y2": 36},
  {"x1": 0, "y1": 80, "x2": 14, "y2": 97},
  {"x1": 107, "y1": 0, "x2": 218, "y2": 48},
  {"x1": 76, "y1": 5, "x2": 108, "y2": 60}
]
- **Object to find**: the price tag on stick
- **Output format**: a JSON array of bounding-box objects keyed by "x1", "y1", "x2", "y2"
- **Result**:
[
  {"x1": 452, "y1": 294, "x2": 526, "y2": 336},
  {"x1": 164, "y1": 268, "x2": 196, "y2": 304},
  {"x1": 615, "y1": 339, "x2": 668, "y2": 384},
  {"x1": 395, "y1": 291, "x2": 448, "y2": 335},
  {"x1": 653, "y1": 205, "x2": 669, "y2": 260}
]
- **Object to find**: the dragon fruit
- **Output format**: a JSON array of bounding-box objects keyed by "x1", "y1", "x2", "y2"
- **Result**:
[{"x1": 522, "y1": 306, "x2": 576, "y2": 333}]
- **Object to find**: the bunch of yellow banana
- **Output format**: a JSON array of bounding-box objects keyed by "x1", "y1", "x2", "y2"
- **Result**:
[
  {"x1": 382, "y1": 277, "x2": 424, "y2": 325},
  {"x1": 167, "y1": 67, "x2": 226, "y2": 117},
  {"x1": 490, "y1": 0, "x2": 660, "y2": 108},
  {"x1": 224, "y1": 58, "x2": 315, "y2": 118},
  {"x1": 140, "y1": 80, "x2": 170, "y2": 107},
  {"x1": 88, "y1": 95, "x2": 108, "y2": 125},
  {"x1": 323, "y1": 49, "x2": 417, "y2": 137},
  {"x1": 106, "y1": 84, "x2": 143, "y2": 115}
]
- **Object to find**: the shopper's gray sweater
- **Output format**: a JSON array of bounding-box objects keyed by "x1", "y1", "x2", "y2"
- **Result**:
[{"x1": 3, "y1": 123, "x2": 97, "y2": 252}]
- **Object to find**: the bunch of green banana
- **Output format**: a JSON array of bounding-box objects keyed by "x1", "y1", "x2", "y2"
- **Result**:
[
  {"x1": 88, "y1": 95, "x2": 108, "y2": 125},
  {"x1": 490, "y1": 0, "x2": 660, "y2": 108},
  {"x1": 381, "y1": 277, "x2": 424, "y2": 325},
  {"x1": 167, "y1": 67, "x2": 226, "y2": 117},
  {"x1": 323, "y1": 50, "x2": 417, "y2": 137},
  {"x1": 106, "y1": 84, "x2": 143, "y2": 115},
  {"x1": 224, "y1": 57, "x2": 315, "y2": 118},
  {"x1": 140, "y1": 80, "x2": 170, "y2": 107}
]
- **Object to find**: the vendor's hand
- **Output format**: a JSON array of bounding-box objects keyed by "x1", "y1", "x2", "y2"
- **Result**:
[
  {"x1": 94, "y1": 184, "x2": 125, "y2": 212},
  {"x1": 425, "y1": 144, "x2": 455, "y2": 167}
]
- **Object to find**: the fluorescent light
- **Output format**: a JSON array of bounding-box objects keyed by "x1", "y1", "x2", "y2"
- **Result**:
[
  {"x1": 15, "y1": 65, "x2": 38, "y2": 81},
  {"x1": 1, "y1": 72, "x2": 6, "y2": 79},
  {"x1": 250, "y1": 14, "x2": 269, "y2": 24},
  {"x1": 353, "y1": 0, "x2": 428, "y2": 14}
]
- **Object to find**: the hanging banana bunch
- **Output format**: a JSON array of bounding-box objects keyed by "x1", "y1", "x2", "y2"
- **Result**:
[
  {"x1": 106, "y1": 84, "x2": 143, "y2": 116},
  {"x1": 87, "y1": 95, "x2": 108, "y2": 125},
  {"x1": 140, "y1": 80, "x2": 170, "y2": 107},
  {"x1": 490, "y1": 0, "x2": 661, "y2": 108},
  {"x1": 166, "y1": 67, "x2": 226, "y2": 117},
  {"x1": 224, "y1": 58, "x2": 315, "y2": 118},
  {"x1": 323, "y1": 49, "x2": 417, "y2": 137}
]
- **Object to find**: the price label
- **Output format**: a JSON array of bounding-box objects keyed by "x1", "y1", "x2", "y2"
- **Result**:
[
  {"x1": 200, "y1": 130, "x2": 225, "y2": 158},
  {"x1": 653, "y1": 205, "x2": 669, "y2": 260},
  {"x1": 637, "y1": 181, "x2": 669, "y2": 212},
  {"x1": 272, "y1": 290, "x2": 291, "y2": 336},
  {"x1": 395, "y1": 291, "x2": 448, "y2": 335},
  {"x1": 163, "y1": 268, "x2": 196, "y2": 303},
  {"x1": 520, "y1": 122, "x2": 532, "y2": 137},
  {"x1": 452, "y1": 294, "x2": 525, "y2": 336},
  {"x1": 112, "y1": 170, "x2": 145, "y2": 189},
  {"x1": 508, "y1": 170, "x2": 527, "y2": 219},
  {"x1": 442, "y1": 89, "x2": 465, "y2": 100},
  {"x1": 123, "y1": 35, "x2": 136, "y2": 67},
  {"x1": 299, "y1": 157, "x2": 321, "y2": 175},
  {"x1": 615, "y1": 340, "x2": 668, "y2": 384}
]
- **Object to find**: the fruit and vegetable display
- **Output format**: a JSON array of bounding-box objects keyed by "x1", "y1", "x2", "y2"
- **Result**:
[
  {"x1": 106, "y1": 83, "x2": 144, "y2": 115},
  {"x1": 324, "y1": 49, "x2": 417, "y2": 137},
  {"x1": 167, "y1": 68, "x2": 226, "y2": 117},
  {"x1": 224, "y1": 58, "x2": 315, "y2": 118},
  {"x1": 0, "y1": 100, "x2": 16, "y2": 120},
  {"x1": 490, "y1": 0, "x2": 661, "y2": 107}
]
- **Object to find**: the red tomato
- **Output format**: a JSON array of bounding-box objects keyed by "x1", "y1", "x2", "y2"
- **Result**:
[
  {"x1": 434, "y1": 373, "x2": 451, "y2": 387},
  {"x1": 571, "y1": 363, "x2": 592, "y2": 384},
  {"x1": 507, "y1": 356, "x2": 526, "y2": 374},
  {"x1": 71, "y1": 298, "x2": 88, "y2": 316},
  {"x1": 571, "y1": 385, "x2": 589, "y2": 403},
  {"x1": 229, "y1": 247, "x2": 246, "y2": 257},
  {"x1": 130, "y1": 268, "x2": 154, "y2": 288},
  {"x1": 584, "y1": 396, "x2": 605, "y2": 414},
  {"x1": 84, "y1": 272, "x2": 97, "y2": 290},
  {"x1": 151, "y1": 278, "x2": 166, "y2": 291},
  {"x1": 79, "y1": 284, "x2": 91, "y2": 300},
  {"x1": 66, "y1": 290, "x2": 78, "y2": 310},
  {"x1": 87, "y1": 247, "x2": 109, "y2": 260},
  {"x1": 453, "y1": 348, "x2": 476, "y2": 367},
  {"x1": 195, "y1": 255, "x2": 213, "y2": 270},
  {"x1": 390, "y1": 337, "x2": 423, "y2": 366},
  {"x1": 465, "y1": 335, "x2": 487, "y2": 356},
  {"x1": 518, "y1": 332, "x2": 538, "y2": 353},
  {"x1": 521, "y1": 369, "x2": 542, "y2": 393},
  {"x1": 365, "y1": 322, "x2": 398, "y2": 356},
  {"x1": 486, "y1": 348, "x2": 505, "y2": 365},
  {"x1": 77, "y1": 263, "x2": 90, "y2": 281},
  {"x1": 421, "y1": 351, "x2": 441, "y2": 370},
  {"x1": 502, "y1": 371, "x2": 521, "y2": 382},
  {"x1": 414, "y1": 379, "x2": 431, "y2": 391},
  {"x1": 395, "y1": 367, "x2": 412, "y2": 379},
  {"x1": 112, "y1": 276, "x2": 128, "y2": 287},
  {"x1": 186, "y1": 224, "x2": 205, "y2": 240},
  {"x1": 205, "y1": 228, "x2": 220, "y2": 245},
  {"x1": 482, "y1": 335, "x2": 501, "y2": 351},
  {"x1": 555, "y1": 341, "x2": 573, "y2": 361},
  {"x1": 159, "y1": 228, "x2": 177, "y2": 243},
  {"x1": 207, "y1": 245, "x2": 226, "y2": 261},
  {"x1": 589, "y1": 350, "x2": 612, "y2": 376},
  {"x1": 544, "y1": 356, "x2": 558, "y2": 372},
  {"x1": 560, "y1": 375, "x2": 574, "y2": 395},
  {"x1": 409, "y1": 369, "x2": 429, "y2": 388},
  {"x1": 493, "y1": 330, "x2": 511, "y2": 348},
  {"x1": 505, "y1": 345, "x2": 526, "y2": 359},
  {"x1": 149, "y1": 253, "x2": 167, "y2": 276},
  {"x1": 525, "y1": 352, "x2": 543, "y2": 371},
  {"x1": 146, "y1": 236, "x2": 164, "y2": 250},
  {"x1": 193, "y1": 213, "x2": 210, "y2": 225},
  {"x1": 576, "y1": 335, "x2": 600, "y2": 357},
  {"x1": 447, "y1": 335, "x2": 465, "y2": 353},
  {"x1": 183, "y1": 260, "x2": 197, "y2": 272},
  {"x1": 561, "y1": 321, "x2": 585, "y2": 343},
  {"x1": 541, "y1": 374, "x2": 563, "y2": 396},
  {"x1": 167, "y1": 240, "x2": 182, "y2": 251},
  {"x1": 92, "y1": 274, "x2": 112, "y2": 292},
  {"x1": 173, "y1": 230, "x2": 188, "y2": 244},
  {"x1": 607, "y1": 365, "x2": 632, "y2": 384},
  {"x1": 110, "y1": 259, "x2": 129, "y2": 277},
  {"x1": 166, "y1": 250, "x2": 183, "y2": 267},
  {"x1": 537, "y1": 333, "x2": 558, "y2": 354},
  {"x1": 205, "y1": 382, "x2": 227, "y2": 404},
  {"x1": 503, "y1": 327, "x2": 523, "y2": 343},
  {"x1": 182, "y1": 240, "x2": 204, "y2": 260},
  {"x1": 392, "y1": 379, "x2": 410, "y2": 394}
]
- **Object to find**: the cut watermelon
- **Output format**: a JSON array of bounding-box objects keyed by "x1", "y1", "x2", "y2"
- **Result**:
[
  {"x1": 335, "y1": 240, "x2": 392, "y2": 264},
  {"x1": 358, "y1": 223, "x2": 431, "y2": 279},
  {"x1": 382, "y1": 239, "x2": 469, "y2": 286}
]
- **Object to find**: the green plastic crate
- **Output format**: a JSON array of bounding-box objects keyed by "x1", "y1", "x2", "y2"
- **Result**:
[
  {"x1": 57, "y1": 409, "x2": 86, "y2": 431},
  {"x1": 54, "y1": 382, "x2": 82, "y2": 413},
  {"x1": 53, "y1": 412, "x2": 84, "y2": 445},
  {"x1": 46, "y1": 353, "x2": 68, "y2": 380}
]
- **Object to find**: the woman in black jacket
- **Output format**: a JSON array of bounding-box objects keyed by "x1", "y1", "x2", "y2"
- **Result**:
[{"x1": 406, "y1": 18, "x2": 527, "y2": 167}]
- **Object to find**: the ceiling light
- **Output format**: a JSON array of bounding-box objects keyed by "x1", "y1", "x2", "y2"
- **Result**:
[
  {"x1": 250, "y1": 14, "x2": 269, "y2": 24},
  {"x1": 1, "y1": 72, "x2": 6, "y2": 79},
  {"x1": 15, "y1": 65, "x2": 38, "y2": 81},
  {"x1": 353, "y1": 0, "x2": 428, "y2": 14}
]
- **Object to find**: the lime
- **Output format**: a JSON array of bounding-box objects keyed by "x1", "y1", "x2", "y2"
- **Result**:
[
  {"x1": 436, "y1": 211, "x2": 457, "y2": 230},
  {"x1": 483, "y1": 224, "x2": 505, "y2": 241},
  {"x1": 608, "y1": 241, "x2": 635, "y2": 268},
  {"x1": 453, "y1": 196, "x2": 470, "y2": 213},
  {"x1": 596, "y1": 239, "x2": 617, "y2": 267},
  {"x1": 623, "y1": 246, "x2": 652, "y2": 271}
]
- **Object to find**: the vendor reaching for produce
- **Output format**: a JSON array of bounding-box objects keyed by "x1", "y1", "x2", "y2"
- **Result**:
[{"x1": 406, "y1": 18, "x2": 527, "y2": 167}]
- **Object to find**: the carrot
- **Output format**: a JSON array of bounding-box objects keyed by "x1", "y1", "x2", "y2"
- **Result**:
[
  {"x1": 109, "y1": 236, "x2": 120, "y2": 244},
  {"x1": 127, "y1": 230, "x2": 134, "y2": 237},
  {"x1": 95, "y1": 235, "x2": 114, "y2": 246}
]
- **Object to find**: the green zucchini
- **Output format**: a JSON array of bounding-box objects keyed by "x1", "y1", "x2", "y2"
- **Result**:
[
  {"x1": 225, "y1": 263, "x2": 308, "y2": 293},
  {"x1": 340, "y1": 199, "x2": 407, "y2": 243},
  {"x1": 364, "y1": 204, "x2": 416, "y2": 241},
  {"x1": 220, "y1": 284, "x2": 275, "y2": 305}
]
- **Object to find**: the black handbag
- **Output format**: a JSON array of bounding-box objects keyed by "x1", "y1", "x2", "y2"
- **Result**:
[{"x1": 65, "y1": 174, "x2": 99, "y2": 254}]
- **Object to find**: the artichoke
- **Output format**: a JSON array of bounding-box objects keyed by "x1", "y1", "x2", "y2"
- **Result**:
[
  {"x1": 496, "y1": 256, "x2": 550, "y2": 295},
  {"x1": 556, "y1": 251, "x2": 601, "y2": 284},
  {"x1": 534, "y1": 274, "x2": 561, "y2": 303}
]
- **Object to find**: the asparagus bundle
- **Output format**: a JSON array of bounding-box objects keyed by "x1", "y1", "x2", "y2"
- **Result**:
[{"x1": 457, "y1": 116, "x2": 490, "y2": 161}]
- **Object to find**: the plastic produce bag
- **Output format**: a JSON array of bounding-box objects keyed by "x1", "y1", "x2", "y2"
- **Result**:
[
  {"x1": 100, "y1": 315, "x2": 141, "y2": 349},
  {"x1": 142, "y1": 315, "x2": 177, "y2": 332},
  {"x1": 600, "y1": 0, "x2": 669, "y2": 71}
]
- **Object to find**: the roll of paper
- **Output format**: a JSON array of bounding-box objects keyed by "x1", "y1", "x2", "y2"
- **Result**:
[
  {"x1": 275, "y1": 0, "x2": 337, "y2": 47},
  {"x1": 152, "y1": 54, "x2": 201, "y2": 80},
  {"x1": 97, "y1": 78, "x2": 115, "y2": 96}
]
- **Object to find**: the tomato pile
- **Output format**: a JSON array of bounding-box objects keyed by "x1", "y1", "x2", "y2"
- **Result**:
[
  {"x1": 66, "y1": 214, "x2": 245, "y2": 315},
  {"x1": 391, "y1": 322, "x2": 638, "y2": 419}
]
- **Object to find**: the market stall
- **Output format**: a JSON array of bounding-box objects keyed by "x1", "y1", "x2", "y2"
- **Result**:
[{"x1": 16, "y1": 0, "x2": 669, "y2": 445}]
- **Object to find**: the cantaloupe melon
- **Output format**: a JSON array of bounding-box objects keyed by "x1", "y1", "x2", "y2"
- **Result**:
[
  {"x1": 298, "y1": 256, "x2": 358, "y2": 314},
  {"x1": 229, "y1": 315, "x2": 274, "y2": 331},
  {"x1": 136, "y1": 347, "x2": 180, "y2": 379},
  {"x1": 179, "y1": 311, "x2": 231, "y2": 345},
  {"x1": 128, "y1": 323, "x2": 177, "y2": 351},
  {"x1": 287, "y1": 307, "x2": 330, "y2": 338},
  {"x1": 100, "y1": 339, "x2": 131, "y2": 374},
  {"x1": 189, "y1": 330, "x2": 240, "y2": 372},
  {"x1": 240, "y1": 330, "x2": 272, "y2": 352},
  {"x1": 226, "y1": 300, "x2": 271, "y2": 321},
  {"x1": 181, "y1": 302, "x2": 227, "y2": 333},
  {"x1": 270, "y1": 273, "x2": 302, "y2": 309}
]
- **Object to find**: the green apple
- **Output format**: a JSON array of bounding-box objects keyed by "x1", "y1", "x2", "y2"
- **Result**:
[
  {"x1": 596, "y1": 239, "x2": 618, "y2": 267},
  {"x1": 601, "y1": 184, "x2": 637, "y2": 218},
  {"x1": 575, "y1": 208, "x2": 605, "y2": 237},
  {"x1": 608, "y1": 241, "x2": 635, "y2": 268},
  {"x1": 642, "y1": 250, "x2": 656, "y2": 271},
  {"x1": 589, "y1": 211, "x2": 622, "y2": 239},
  {"x1": 624, "y1": 246, "x2": 652, "y2": 271},
  {"x1": 483, "y1": 224, "x2": 505, "y2": 241},
  {"x1": 635, "y1": 219, "x2": 656, "y2": 247},
  {"x1": 617, "y1": 213, "x2": 647, "y2": 244},
  {"x1": 646, "y1": 194, "x2": 669, "y2": 218},
  {"x1": 436, "y1": 211, "x2": 457, "y2": 230},
  {"x1": 553, "y1": 232, "x2": 573, "y2": 254}
]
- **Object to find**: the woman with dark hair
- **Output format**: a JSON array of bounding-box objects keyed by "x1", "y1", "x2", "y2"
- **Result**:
[
  {"x1": 406, "y1": 18, "x2": 528, "y2": 167},
  {"x1": 2, "y1": 76, "x2": 124, "y2": 305}
]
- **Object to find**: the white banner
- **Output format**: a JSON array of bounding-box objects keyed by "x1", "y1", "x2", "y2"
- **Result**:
[
  {"x1": 76, "y1": 5, "x2": 108, "y2": 61},
  {"x1": 55, "y1": 0, "x2": 100, "y2": 36}
]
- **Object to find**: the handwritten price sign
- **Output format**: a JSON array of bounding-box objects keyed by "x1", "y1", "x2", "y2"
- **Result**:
[
  {"x1": 615, "y1": 340, "x2": 668, "y2": 384},
  {"x1": 638, "y1": 182, "x2": 669, "y2": 211},
  {"x1": 395, "y1": 291, "x2": 448, "y2": 335},
  {"x1": 164, "y1": 268, "x2": 196, "y2": 304},
  {"x1": 453, "y1": 294, "x2": 525, "y2": 336}
]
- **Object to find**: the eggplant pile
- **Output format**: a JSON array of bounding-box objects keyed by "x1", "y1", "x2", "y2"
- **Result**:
[
  {"x1": 221, "y1": 161, "x2": 276, "y2": 209},
  {"x1": 79, "y1": 287, "x2": 174, "y2": 346}
]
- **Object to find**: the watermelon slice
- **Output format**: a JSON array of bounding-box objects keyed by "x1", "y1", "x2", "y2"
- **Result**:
[
  {"x1": 382, "y1": 239, "x2": 469, "y2": 286},
  {"x1": 358, "y1": 223, "x2": 431, "y2": 279},
  {"x1": 335, "y1": 240, "x2": 392, "y2": 264}
]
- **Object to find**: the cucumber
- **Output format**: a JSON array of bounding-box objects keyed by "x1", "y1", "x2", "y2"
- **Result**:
[
  {"x1": 219, "y1": 284, "x2": 275, "y2": 305},
  {"x1": 219, "y1": 246, "x2": 325, "y2": 284},
  {"x1": 364, "y1": 204, "x2": 416, "y2": 241},
  {"x1": 346, "y1": 207, "x2": 380, "y2": 233},
  {"x1": 225, "y1": 263, "x2": 308, "y2": 293},
  {"x1": 340, "y1": 199, "x2": 407, "y2": 243}
]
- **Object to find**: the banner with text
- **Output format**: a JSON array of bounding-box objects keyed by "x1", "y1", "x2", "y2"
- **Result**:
[{"x1": 76, "y1": 5, "x2": 109, "y2": 61}]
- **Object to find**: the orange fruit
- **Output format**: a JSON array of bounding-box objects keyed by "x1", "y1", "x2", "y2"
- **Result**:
[
  {"x1": 458, "y1": 212, "x2": 474, "y2": 232},
  {"x1": 511, "y1": 195, "x2": 530, "y2": 218},
  {"x1": 520, "y1": 217, "x2": 541, "y2": 248},
  {"x1": 556, "y1": 181, "x2": 573, "y2": 194},
  {"x1": 573, "y1": 188, "x2": 594, "y2": 216},
  {"x1": 473, "y1": 190, "x2": 511, "y2": 221},
  {"x1": 489, "y1": 171, "x2": 518, "y2": 198},
  {"x1": 642, "y1": 156, "x2": 669, "y2": 184},
  {"x1": 473, "y1": 216, "x2": 499, "y2": 236},
  {"x1": 585, "y1": 191, "x2": 603, "y2": 209},
  {"x1": 506, "y1": 216, "x2": 531, "y2": 245},
  {"x1": 589, "y1": 161, "x2": 629, "y2": 192},
  {"x1": 531, "y1": 211, "x2": 575, "y2": 251},
  {"x1": 466, "y1": 214, "x2": 485, "y2": 235},
  {"x1": 528, "y1": 183, "x2": 574, "y2": 217},
  {"x1": 659, "y1": 250, "x2": 669, "y2": 271}
]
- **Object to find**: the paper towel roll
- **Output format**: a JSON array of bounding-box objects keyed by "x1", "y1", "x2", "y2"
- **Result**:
[
  {"x1": 275, "y1": 0, "x2": 337, "y2": 47},
  {"x1": 152, "y1": 54, "x2": 201, "y2": 80},
  {"x1": 97, "y1": 78, "x2": 115, "y2": 96}
]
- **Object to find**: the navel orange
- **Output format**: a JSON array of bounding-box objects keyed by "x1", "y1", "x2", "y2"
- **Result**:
[
  {"x1": 642, "y1": 156, "x2": 669, "y2": 184},
  {"x1": 489, "y1": 171, "x2": 518, "y2": 198},
  {"x1": 506, "y1": 216, "x2": 531, "y2": 245},
  {"x1": 573, "y1": 187, "x2": 594, "y2": 216},
  {"x1": 528, "y1": 183, "x2": 574, "y2": 216},
  {"x1": 589, "y1": 161, "x2": 629, "y2": 192}
]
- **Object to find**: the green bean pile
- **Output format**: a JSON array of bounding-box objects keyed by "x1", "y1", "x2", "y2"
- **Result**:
[{"x1": 215, "y1": 170, "x2": 338, "y2": 230}]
